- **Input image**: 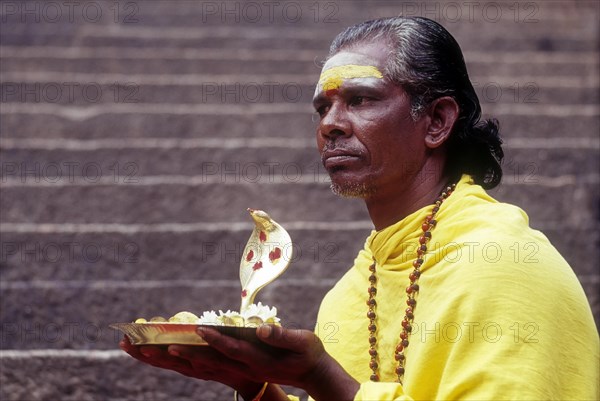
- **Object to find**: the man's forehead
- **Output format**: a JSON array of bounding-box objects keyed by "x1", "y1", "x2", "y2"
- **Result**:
[
  {"x1": 317, "y1": 65, "x2": 384, "y2": 93},
  {"x1": 322, "y1": 50, "x2": 385, "y2": 72},
  {"x1": 316, "y1": 54, "x2": 385, "y2": 98},
  {"x1": 314, "y1": 44, "x2": 390, "y2": 98}
]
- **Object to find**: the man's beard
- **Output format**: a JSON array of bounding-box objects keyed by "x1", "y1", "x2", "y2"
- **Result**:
[{"x1": 330, "y1": 178, "x2": 376, "y2": 198}]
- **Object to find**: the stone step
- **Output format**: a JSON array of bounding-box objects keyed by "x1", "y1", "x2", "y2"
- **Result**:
[
  {"x1": 142, "y1": 0, "x2": 599, "y2": 20},
  {"x1": 1, "y1": 224, "x2": 597, "y2": 283},
  {"x1": 2, "y1": 45, "x2": 597, "y2": 64},
  {"x1": 1, "y1": 146, "x2": 597, "y2": 181},
  {"x1": 1, "y1": 268, "x2": 597, "y2": 350},
  {"x1": 1, "y1": 2, "x2": 597, "y2": 61},
  {"x1": 1, "y1": 2, "x2": 596, "y2": 38},
  {"x1": 1, "y1": 81, "x2": 597, "y2": 106},
  {"x1": 0, "y1": 111, "x2": 315, "y2": 138},
  {"x1": 2, "y1": 112, "x2": 598, "y2": 140},
  {"x1": 1, "y1": 54, "x2": 597, "y2": 78},
  {"x1": 0, "y1": 228, "x2": 368, "y2": 282},
  {"x1": 0, "y1": 182, "x2": 365, "y2": 223},
  {"x1": 4, "y1": 0, "x2": 593, "y2": 25},
  {"x1": 1, "y1": 0, "x2": 597, "y2": 26},
  {"x1": 0, "y1": 179, "x2": 598, "y2": 226},
  {"x1": 2, "y1": 2, "x2": 597, "y2": 35},
  {"x1": 0, "y1": 30, "x2": 325, "y2": 49},
  {"x1": 2, "y1": 29, "x2": 596, "y2": 52},
  {"x1": 1, "y1": 10, "x2": 598, "y2": 52},
  {"x1": 0, "y1": 81, "x2": 319, "y2": 105},
  {"x1": 0, "y1": 281, "x2": 331, "y2": 349},
  {"x1": 0, "y1": 353, "x2": 306, "y2": 400},
  {"x1": 0, "y1": 58, "x2": 320, "y2": 75}
]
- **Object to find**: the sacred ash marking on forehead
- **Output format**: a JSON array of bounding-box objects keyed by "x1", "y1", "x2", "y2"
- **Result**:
[{"x1": 318, "y1": 65, "x2": 384, "y2": 96}]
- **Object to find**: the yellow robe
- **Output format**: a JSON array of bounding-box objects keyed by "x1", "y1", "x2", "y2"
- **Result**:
[{"x1": 316, "y1": 175, "x2": 599, "y2": 400}]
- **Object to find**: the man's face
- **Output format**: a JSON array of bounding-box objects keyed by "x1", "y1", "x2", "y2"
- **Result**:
[{"x1": 312, "y1": 40, "x2": 430, "y2": 199}]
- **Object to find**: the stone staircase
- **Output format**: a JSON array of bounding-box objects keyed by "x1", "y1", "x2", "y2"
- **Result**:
[{"x1": 1, "y1": 1, "x2": 598, "y2": 400}]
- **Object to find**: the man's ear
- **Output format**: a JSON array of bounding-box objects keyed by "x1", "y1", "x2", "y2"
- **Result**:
[{"x1": 424, "y1": 96, "x2": 459, "y2": 149}]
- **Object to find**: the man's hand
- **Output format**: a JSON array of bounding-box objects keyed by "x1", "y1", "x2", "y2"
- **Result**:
[
  {"x1": 119, "y1": 334, "x2": 266, "y2": 398},
  {"x1": 119, "y1": 324, "x2": 359, "y2": 400}
]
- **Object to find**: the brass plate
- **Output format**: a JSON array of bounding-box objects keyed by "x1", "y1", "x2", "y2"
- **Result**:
[{"x1": 110, "y1": 323, "x2": 259, "y2": 345}]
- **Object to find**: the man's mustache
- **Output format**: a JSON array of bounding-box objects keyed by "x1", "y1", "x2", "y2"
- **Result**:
[{"x1": 321, "y1": 141, "x2": 364, "y2": 155}]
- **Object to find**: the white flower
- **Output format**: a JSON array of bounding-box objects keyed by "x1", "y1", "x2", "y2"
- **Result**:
[
  {"x1": 197, "y1": 310, "x2": 222, "y2": 325},
  {"x1": 241, "y1": 302, "x2": 280, "y2": 324},
  {"x1": 195, "y1": 303, "x2": 280, "y2": 327}
]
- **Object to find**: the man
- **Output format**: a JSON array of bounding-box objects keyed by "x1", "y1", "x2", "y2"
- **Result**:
[{"x1": 121, "y1": 17, "x2": 599, "y2": 400}]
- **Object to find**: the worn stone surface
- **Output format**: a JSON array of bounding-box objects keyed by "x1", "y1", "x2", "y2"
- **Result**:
[
  {"x1": 1, "y1": 0, "x2": 598, "y2": 400},
  {"x1": 1, "y1": 146, "x2": 598, "y2": 179},
  {"x1": 2, "y1": 113, "x2": 598, "y2": 140},
  {"x1": 1, "y1": 180, "x2": 597, "y2": 226},
  {"x1": 0, "y1": 355, "x2": 307, "y2": 401}
]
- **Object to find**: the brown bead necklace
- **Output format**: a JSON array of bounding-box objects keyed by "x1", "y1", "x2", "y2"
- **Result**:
[{"x1": 367, "y1": 184, "x2": 456, "y2": 384}]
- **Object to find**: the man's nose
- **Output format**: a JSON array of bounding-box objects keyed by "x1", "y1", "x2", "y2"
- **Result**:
[{"x1": 319, "y1": 102, "x2": 351, "y2": 139}]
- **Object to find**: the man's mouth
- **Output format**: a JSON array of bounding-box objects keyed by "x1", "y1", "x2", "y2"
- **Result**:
[{"x1": 322, "y1": 150, "x2": 362, "y2": 169}]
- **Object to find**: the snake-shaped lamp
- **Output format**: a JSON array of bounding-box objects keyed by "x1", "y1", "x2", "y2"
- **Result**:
[{"x1": 239, "y1": 209, "x2": 292, "y2": 313}]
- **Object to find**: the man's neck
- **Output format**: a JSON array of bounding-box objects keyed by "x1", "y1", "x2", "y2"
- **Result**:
[{"x1": 365, "y1": 172, "x2": 449, "y2": 231}]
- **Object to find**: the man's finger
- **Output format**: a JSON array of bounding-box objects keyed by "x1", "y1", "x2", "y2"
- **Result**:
[
  {"x1": 167, "y1": 344, "x2": 219, "y2": 360},
  {"x1": 120, "y1": 336, "x2": 148, "y2": 360},
  {"x1": 256, "y1": 325, "x2": 312, "y2": 353},
  {"x1": 196, "y1": 326, "x2": 275, "y2": 371},
  {"x1": 139, "y1": 345, "x2": 164, "y2": 358},
  {"x1": 119, "y1": 336, "x2": 132, "y2": 351},
  {"x1": 197, "y1": 327, "x2": 246, "y2": 359}
]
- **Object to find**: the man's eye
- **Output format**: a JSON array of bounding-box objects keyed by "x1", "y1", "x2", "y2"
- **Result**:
[
  {"x1": 349, "y1": 96, "x2": 366, "y2": 106},
  {"x1": 316, "y1": 105, "x2": 330, "y2": 117}
]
